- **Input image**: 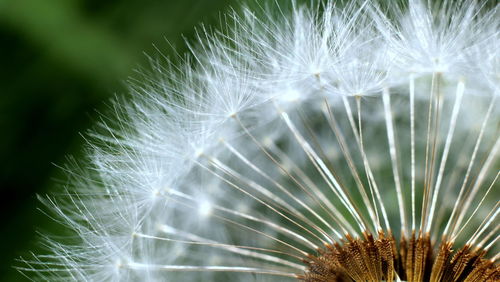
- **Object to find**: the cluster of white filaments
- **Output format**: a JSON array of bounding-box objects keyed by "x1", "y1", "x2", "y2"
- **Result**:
[{"x1": 21, "y1": 0, "x2": 498, "y2": 281}]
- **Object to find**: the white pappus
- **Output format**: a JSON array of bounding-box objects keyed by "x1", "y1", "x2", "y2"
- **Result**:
[{"x1": 20, "y1": 0, "x2": 499, "y2": 281}]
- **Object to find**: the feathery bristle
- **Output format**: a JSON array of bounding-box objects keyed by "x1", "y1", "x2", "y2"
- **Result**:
[{"x1": 20, "y1": 0, "x2": 498, "y2": 281}]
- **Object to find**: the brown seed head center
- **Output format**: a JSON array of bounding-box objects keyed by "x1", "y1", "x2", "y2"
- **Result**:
[{"x1": 299, "y1": 231, "x2": 499, "y2": 282}]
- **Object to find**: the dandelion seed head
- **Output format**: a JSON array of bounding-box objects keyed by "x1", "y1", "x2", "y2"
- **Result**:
[{"x1": 22, "y1": 0, "x2": 500, "y2": 281}]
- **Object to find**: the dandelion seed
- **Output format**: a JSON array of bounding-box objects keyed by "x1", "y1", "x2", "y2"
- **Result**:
[{"x1": 21, "y1": 0, "x2": 499, "y2": 281}]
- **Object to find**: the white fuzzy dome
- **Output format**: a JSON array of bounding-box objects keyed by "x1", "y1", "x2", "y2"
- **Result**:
[{"x1": 22, "y1": 1, "x2": 499, "y2": 281}]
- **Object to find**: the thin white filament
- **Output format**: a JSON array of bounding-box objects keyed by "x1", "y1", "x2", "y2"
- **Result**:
[
  {"x1": 443, "y1": 96, "x2": 497, "y2": 236},
  {"x1": 126, "y1": 263, "x2": 299, "y2": 278},
  {"x1": 354, "y1": 97, "x2": 390, "y2": 231},
  {"x1": 322, "y1": 98, "x2": 379, "y2": 233},
  {"x1": 453, "y1": 172, "x2": 498, "y2": 243},
  {"x1": 280, "y1": 109, "x2": 368, "y2": 233},
  {"x1": 453, "y1": 136, "x2": 500, "y2": 236},
  {"x1": 421, "y1": 72, "x2": 442, "y2": 232},
  {"x1": 218, "y1": 139, "x2": 340, "y2": 242},
  {"x1": 425, "y1": 79, "x2": 465, "y2": 233},
  {"x1": 134, "y1": 232, "x2": 306, "y2": 270},
  {"x1": 165, "y1": 188, "x2": 320, "y2": 250},
  {"x1": 466, "y1": 203, "x2": 500, "y2": 247},
  {"x1": 264, "y1": 141, "x2": 359, "y2": 236},
  {"x1": 409, "y1": 73, "x2": 416, "y2": 231},
  {"x1": 221, "y1": 138, "x2": 346, "y2": 239},
  {"x1": 383, "y1": 87, "x2": 407, "y2": 235},
  {"x1": 197, "y1": 159, "x2": 331, "y2": 248}
]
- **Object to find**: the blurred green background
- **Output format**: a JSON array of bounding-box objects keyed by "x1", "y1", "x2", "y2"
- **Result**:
[{"x1": 0, "y1": 0, "x2": 237, "y2": 280}]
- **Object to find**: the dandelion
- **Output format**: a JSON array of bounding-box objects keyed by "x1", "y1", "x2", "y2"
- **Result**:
[{"x1": 21, "y1": 0, "x2": 499, "y2": 281}]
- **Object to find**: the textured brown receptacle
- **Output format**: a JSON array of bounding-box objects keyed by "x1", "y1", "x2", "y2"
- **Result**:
[{"x1": 299, "y1": 231, "x2": 499, "y2": 282}]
